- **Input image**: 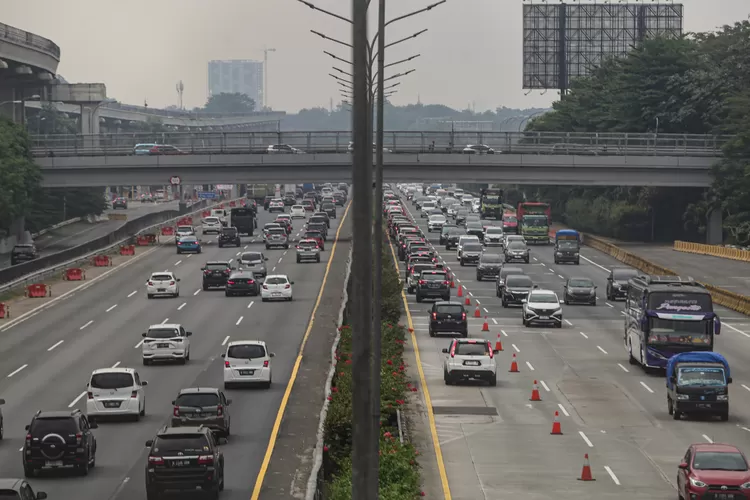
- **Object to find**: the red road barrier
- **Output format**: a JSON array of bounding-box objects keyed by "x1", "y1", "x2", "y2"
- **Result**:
[
  {"x1": 229, "y1": 201, "x2": 236, "y2": 207},
  {"x1": 64, "y1": 267, "x2": 85, "y2": 281},
  {"x1": 202, "y1": 210, "x2": 211, "y2": 218},
  {"x1": 240, "y1": 199, "x2": 246, "y2": 206},
  {"x1": 92, "y1": 255, "x2": 112, "y2": 267},
  {"x1": 161, "y1": 226, "x2": 175, "y2": 236},
  {"x1": 184, "y1": 216, "x2": 193, "y2": 225},
  {"x1": 0, "y1": 303, "x2": 8, "y2": 319},
  {"x1": 136, "y1": 235, "x2": 151, "y2": 246},
  {"x1": 144, "y1": 233, "x2": 157, "y2": 245},
  {"x1": 218, "y1": 204, "x2": 224, "y2": 209},
  {"x1": 26, "y1": 283, "x2": 51, "y2": 298},
  {"x1": 120, "y1": 244, "x2": 135, "y2": 256}
]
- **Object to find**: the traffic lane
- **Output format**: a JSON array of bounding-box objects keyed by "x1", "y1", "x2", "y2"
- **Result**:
[{"x1": 0, "y1": 216, "x2": 336, "y2": 499}]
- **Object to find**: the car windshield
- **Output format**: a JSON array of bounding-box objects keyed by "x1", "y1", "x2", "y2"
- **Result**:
[
  {"x1": 175, "y1": 393, "x2": 219, "y2": 407},
  {"x1": 241, "y1": 253, "x2": 262, "y2": 262},
  {"x1": 292, "y1": 205, "x2": 303, "y2": 210},
  {"x1": 90, "y1": 372, "x2": 134, "y2": 389},
  {"x1": 204, "y1": 217, "x2": 220, "y2": 223},
  {"x1": 206, "y1": 263, "x2": 229, "y2": 270},
  {"x1": 31, "y1": 417, "x2": 77, "y2": 435},
  {"x1": 466, "y1": 223, "x2": 482, "y2": 230},
  {"x1": 177, "y1": 226, "x2": 193, "y2": 232},
  {"x1": 436, "y1": 305, "x2": 463, "y2": 314},
  {"x1": 613, "y1": 269, "x2": 638, "y2": 280},
  {"x1": 504, "y1": 216, "x2": 517, "y2": 223},
  {"x1": 265, "y1": 277, "x2": 289, "y2": 285},
  {"x1": 299, "y1": 241, "x2": 318, "y2": 248},
  {"x1": 0, "y1": 491, "x2": 21, "y2": 498},
  {"x1": 693, "y1": 451, "x2": 748, "y2": 471},
  {"x1": 441, "y1": 225, "x2": 457, "y2": 232},
  {"x1": 151, "y1": 274, "x2": 173, "y2": 281},
  {"x1": 306, "y1": 232, "x2": 322, "y2": 239},
  {"x1": 558, "y1": 241, "x2": 578, "y2": 249},
  {"x1": 421, "y1": 272, "x2": 447, "y2": 281},
  {"x1": 227, "y1": 344, "x2": 266, "y2": 359},
  {"x1": 269, "y1": 229, "x2": 286, "y2": 235},
  {"x1": 154, "y1": 435, "x2": 210, "y2": 454},
  {"x1": 486, "y1": 228, "x2": 503, "y2": 234},
  {"x1": 480, "y1": 254, "x2": 502, "y2": 263},
  {"x1": 146, "y1": 328, "x2": 180, "y2": 339},
  {"x1": 222, "y1": 228, "x2": 238, "y2": 235},
  {"x1": 454, "y1": 342, "x2": 489, "y2": 356},
  {"x1": 506, "y1": 276, "x2": 533, "y2": 288},
  {"x1": 179, "y1": 236, "x2": 197, "y2": 243},
  {"x1": 568, "y1": 279, "x2": 593, "y2": 287},
  {"x1": 508, "y1": 242, "x2": 526, "y2": 250},
  {"x1": 463, "y1": 244, "x2": 482, "y2": 252},
  {"x1": 531, "y1": 293, "x2": 558, "y2": 304},
  {"x1": 677, "y1": 367, "x2": 726, "y2": 387},
  {"x1": 411, "y1": 264, "x2": 435, "y2": 275}
]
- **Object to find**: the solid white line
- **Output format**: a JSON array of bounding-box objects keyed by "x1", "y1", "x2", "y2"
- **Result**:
[
  {"x1": 7, "y1": 364, "x2": 28, "y2": 377},
  {"x1": 603, "y1": 466, "x2": 621, "y2": 486},
  {"x1": 640, "y1": 381, "x2": 655, "y2": 393},
  {"x1": 580, "y1": 254, "x2": 610, "y2": 272},
  {"x1": 579, "y1": 431, "x2": 594, "y2": 447},
  {"x1": 579, "y1": 331, "x2": 589, "y2": 339},
  {"x1": 512, "y1": 344, "x2": 520, "y2": 353},
  {"x1": 724, "y1": 323, "x2": 750, "y2": 338},
  {"x1": 222, "y1": 335, "x2": 230, "y2": 346},
  {"x1": 501, "y1": 330, "x2": 508, "y2": 337},
  {"x1": 248, "y1": 301, "x2": 254, "y2": 309},
  {"x1": 135, "y1": 339, "x2": 144, "y2": 348},
  {"x1": 193, "y1": 289, "x2": 201, "y2": 296},
  {"x1": 491, "y1": 318, "x2": 498, "y2": 325},
  {"x1": 178, "y1": 302, "x2": 187, "y2": 310},
  {"x1": 540, "y1": 380, "x2": 550, "y2": 392},
  {"x1": 236, "y1": 316, "x2": 244, "y2": 326},
  {"x1": 564, "y1": 319, "x2": 573, "y2": 326},
  {"x1": 80, "y1": 320, "x2": 93, "y2": 330},
  {"x1": 525, "y1": 361, "x2": 535, "y2": 371},
  {"x1": 605, "y1": 302, "x2": 614, "y2": 308},
  {"x1": 68, "y1": 391, "x2": 87, "y2": 408},
  {"x1": 161, "y1": 318, "x2": 169, "y2": 324},
  {"x1": 111, "y1": 361, "x2": 120, "y2": 368},
  {"x1": 617, "y1": 363, "x2": 630, "y2": 373},
  {"x1": 558, "y1": 403, "x2": 570, "y2": 417},
  {"x1": 175, "y1": 260, "x2": 182, "y2": 266},
  {"x1": 128, "y1": 290, "x2": 137, "y2": 298},
  {"x1": 702, "y1": 434, "x2": 713, "y2": 443},
  {"x1": 106, "y1": 304, "x2": 117, "y2": 312},
  {"x1": 48, "y1": 340, "x2": 64, "y2": 351},
  {"x1": 597, "y1": 345, "x2": 608, "y2": 354}
]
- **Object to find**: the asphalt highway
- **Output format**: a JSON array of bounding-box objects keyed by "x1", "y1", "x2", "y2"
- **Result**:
[
  {"x1": 0, "y1": 200, "x2": 182, "y2": 269},
  {"x1": 397, "y1": 194, "x2": 750, "y2": 499},
  {"x1": 0, "y1": 204, "x2": 349, "y2": 500}
]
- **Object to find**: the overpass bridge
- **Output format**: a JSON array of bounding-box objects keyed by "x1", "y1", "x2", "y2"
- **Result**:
[{"x1": 31, "y1": 131, "x2": 727, "y2": 188}]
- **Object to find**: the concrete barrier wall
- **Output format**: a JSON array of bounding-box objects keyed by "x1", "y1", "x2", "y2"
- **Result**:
[{"x1": 674, "y1": 240, "x2": 750, "y2": 263}]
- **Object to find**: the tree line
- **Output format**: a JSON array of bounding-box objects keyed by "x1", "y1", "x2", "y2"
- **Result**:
[{"x1": 518, "y1": 20, "x2": 750, "y2": 243}]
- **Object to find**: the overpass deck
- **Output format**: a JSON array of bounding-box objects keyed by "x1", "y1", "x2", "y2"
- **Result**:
[{"x1": 0, "y1": 21, "x2": 59, "y2": 75}]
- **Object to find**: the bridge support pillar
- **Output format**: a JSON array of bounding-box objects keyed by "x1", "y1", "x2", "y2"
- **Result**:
[
  {"x1": 706, "y1": 208, "x2": 723, "y2": 245},
  {"x1": 80, "y1": 105, "x2": 101, "y2": 151}
]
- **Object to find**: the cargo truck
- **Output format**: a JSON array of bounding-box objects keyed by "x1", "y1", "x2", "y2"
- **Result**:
[
  {"x1": 667, "y1": 351, "x2": 731, "y2": 421},
  {"x1": 517, "y1": 202, "x2": 551, "y2": 244}
]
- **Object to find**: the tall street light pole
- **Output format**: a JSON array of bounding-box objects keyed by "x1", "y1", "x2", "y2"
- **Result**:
[{"x1": 263, "y1": 47, "x2": 276, "y2": 110}]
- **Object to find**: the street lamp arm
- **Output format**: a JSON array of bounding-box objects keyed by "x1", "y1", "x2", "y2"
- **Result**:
[
  {"x1": 311, "y1": 30, "x2": 353, "y2": 49},
  {"x1": 333, "y1": 66, "x2": 354, "y2": 78},
  {"x1": 369, "y1": 0, "x2": 446, "y2": 49},
  {"x1": 337, "y1": 80, "x2": 354, "y2": 90},
  {"x1": 382, "y1": 69, "x2": 415, "y2": 83},
  {"x1": 297, "y1": 0, "x2": 352, "y2": 24},
  {"x1": 324, "y1": 50, "x2": 353, "y2": 66},
  {"x1": 329, "y1": 73, "x2": 353, "y2": 85},
  {"x1": 371, "y1": 29, "x2": 428, "y2": 65},
  {"x1": 372, "y1": 54, "x2": 421, "y2": 80}
]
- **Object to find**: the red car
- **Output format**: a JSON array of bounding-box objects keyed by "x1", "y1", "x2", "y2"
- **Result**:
[
  {"x1": 274, "y1": 217, "x2": 293, "y2": 234},
  {"x1": 302, "y1": 199, "x2": 315, "y2": 212},
  {"x1": 303, "y1": 231, "x2": 325, "y2": 251},
  {"x1": 678, "y1": 443, "x2": 750, "y2": 499}
]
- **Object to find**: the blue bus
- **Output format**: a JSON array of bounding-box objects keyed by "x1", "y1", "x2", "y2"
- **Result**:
[{"x1": 624, "y1": 275, "x2": 721, "y2": 369}]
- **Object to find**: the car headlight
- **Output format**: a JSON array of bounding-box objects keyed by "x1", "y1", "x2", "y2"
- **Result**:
[
  {"x1": 556, "y1": 252, "x2": 562, "y2": 256},
  {"x1": 552, "y1": 308, "x2": 562, "y2": 316},
  {"x1": 741, "y1": 482, "x2": 750, "y2": 489},
  {"x1": 613, "y1": 283, "x2": 621, "y2": 289},
  {"x1": 677, "y1": 394, "x2": 689, "y2": 400},
  {"x1": 574, "y1": 252, "x2": 579, "y2": 256},
  {"x1": 717, "y1": 394, "x2": 728, "y2": 401},
  {"x1": 689, "y1": 477, "x2": 707, "y2": 488}
]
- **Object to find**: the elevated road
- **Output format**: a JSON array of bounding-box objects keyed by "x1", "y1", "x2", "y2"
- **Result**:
[
  {"x1": 0, "y1": 21, "x2": 59, "y2": 77},
  {"x1": 396, "y1": 195, "x2": 750, "y2": 499},
  {"x1": 0, "y1": 205, "x2": 351, "y2": 500}
]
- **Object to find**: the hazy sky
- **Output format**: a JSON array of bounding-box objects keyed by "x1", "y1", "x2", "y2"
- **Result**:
[{"x1": 4, "y1": 1, "x2": 749, "y2": 112}]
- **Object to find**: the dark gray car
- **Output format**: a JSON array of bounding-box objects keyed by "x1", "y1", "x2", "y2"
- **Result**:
[
  {"x1": 238, "y1": 251, "x2": 268, "y2": 280},
  {"x1": 564, "y1": 277, "x2": 597, "y2": 305},
  {"x1": 265, "y1": 228, "x2": 289, "y2": 249},
  {"x1": 476, "y1": 253, "x2": 503, "y2": 280},
  {"x1": 171, "y1": 388, "x2": 231, "y2": 438},
  {"x1": 459, "y1": 243, "x2": 483, "y2": 266},
  {"x1": 496, "y1": 266, "x2": 524, "y2": 296},
  {"x1": 504, "y1": 241, "x2": 530, "y2": 263},
  {"x1": 501, "y1": 274, "x2": 534, "y2": 307},
  {"x1": 606, "y1": 267, "x2": 638, "y2": 300}
]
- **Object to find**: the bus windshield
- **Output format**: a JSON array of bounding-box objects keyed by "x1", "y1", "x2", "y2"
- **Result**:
[{"x1": 647, "y1": 317, "x2": 712, "y2": 347}]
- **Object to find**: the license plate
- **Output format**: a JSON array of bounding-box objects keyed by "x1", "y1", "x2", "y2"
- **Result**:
[
  {"x1": 429, "y1": 283, "x2": 439, "y2": 288},
  {"x1": 170, "y1": 460, "x2": 191, "y2": 467},
  {"x1": 240, "y1": 369, "x2": 255, "y2": 376},
  {"x1": 464, "y1": 360, "x2": 480, "y2": 366},
  {"x1": 46, "y1": 460, "x2": 63, "y2": 467},
  {"x1": 157, "y1": 288, "x2": 165, "y2": 292},
  {"x1": 104, "y1": 401, "x2": 120, "y2": 408},
  {"x1": 539, "y1": 316, "x2": 549, "y2": 320},
  {"x1": 698, "y1": 403, "x2": 712, "y2": 408},
  {"x1": 158, "y1": 343, "x2": 170, "y2": 348},
  {"x1": 272, "y1": 292, "x2": 281, "y2": 296}
]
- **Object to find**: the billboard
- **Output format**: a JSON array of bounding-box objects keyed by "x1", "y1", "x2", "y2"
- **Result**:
[{"x1": 523, "y1": 3, "x2": 683, "y2": 90}]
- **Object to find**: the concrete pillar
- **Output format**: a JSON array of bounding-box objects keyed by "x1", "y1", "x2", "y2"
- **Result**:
[
  {"x1": 706, "y1": 208, "x2": 723, "y2": 245},
  {"x1": 80, "y1": 105, "x2": 101, "y2": 151}
]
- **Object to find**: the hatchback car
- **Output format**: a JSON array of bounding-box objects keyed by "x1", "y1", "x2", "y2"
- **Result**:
[
  {"x1": 459, "y1": 242, "x2": 483, "y2": 266},
  {"x1": 563, "y1": 277, "x2": 597, "y2": 305},
  {"x1": 261, "y1": 275, "x2": 294, "y2": 301},
  {"x1": 522, "y1": 289, "x2": 563, "y2": 328},
  {"x1": 456, "y1": 235, "x2": 480, "y2": 258},
  {"x1": 429, "y1": 301, "x2": 468, "y2": 337},
  {"x1": 222, "y1": 340, "x2": 274, "y2": 388},
  {"x1": 218, "y1": 226, "x2": 241, "y2": 247},
  {"x1": 225, "y1": 271, "x2": 259, "y2": 296},
  {"x1": 86, "y1": 368, "x2": 147, "y2": 422},
  {"x1": 476, "y1": 252, "x2": 503, "y2": 280},
  {"x1": 483, "y1": 226, "x2": 504, "y2": 246},
  {"x1": 202, "y1": 261, "x2": 233, "y2": 290},
  {"x1": 170, "y1": 387, "x2": 231, "y2": 438},
  {"x1": 304, "y1": 231, "x2": 325, "y2": 251},
  {"x1": 146, "y1": 271, "x2": 180, "y2": 299},
  {"x1": 296, "y1": 239, "x2": 322, "y2": 263},
  {"x1": 428, "y1": 214, "x2": 447, "y2": 233},
  {"x1": 10, "y1": 244, "x2": 37, "y2": 266},
  {"x1": 415, "y1": 269, "x2": 450, "y2": 303},
  {"x1": 112, "y1": 197, "x2": 128, "y2": 209},
  {"x1": 265, "y1": 228, "x2": 289, "y2": 249},
  {"x1": 442, "y1": 338, "x2": 498, "y2": 386},
  {"x1": 201, "y1": 216, "x2": 222, "y2": 235},
  {"x1": 238, "y1": 251, "x2": 268, "y2": 280},
  {"x1": 677, "y1": 443, "x2": 750, "y2": 500},
  {"x1": 504, "y1": 241, "x2": 530, "y2": 263},
  {"x1": 407, "y1": 263, "x2": 439, "y2": 294},
  {"x1": 290, "y1": 205, "x2": 306, "y2": 219},
  {"x1": 268, "y1": 198, "x2": 285, "y2": 213},
  {"x1": 176, "y1": 235, "x2": 201, "y2": 254},
  {"x1": 501, "y1": 274, "x2": 534, "y2": 307},
  {"x1": 141, "y1": 323, "x2": 192, "y2": 365}
]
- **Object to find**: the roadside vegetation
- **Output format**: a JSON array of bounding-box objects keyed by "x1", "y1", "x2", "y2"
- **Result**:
[
  {"x1": 519, "y1": 21, "x2": 750, "y2": 244},
  {"x1": 322, "y1": 241, "x2": 422, "y2": 499}
]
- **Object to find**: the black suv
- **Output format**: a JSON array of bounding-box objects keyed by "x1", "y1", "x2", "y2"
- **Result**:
[
  {"x1": 501, "y1": 274, "x2": 534, "y2": 307},
  {"x1": 476, "y1": 252, "x2": 503, "y2": 281},
  {"x1": 0, "y1": 479, "x2": 47, "y2": 499},
  {"x1": 145, "y1": 425, "x2": 224, "y2": 500},
  {"x1": 23, "y1": 409, "x2": 98, "y2": 477},
  {"x1": 321, "y1": 202, "x2": 337, "y2": 219},
  {"x1": 606, "y1": 267, "x2": 639, "y2": 300},
  {"x1": 218, "y1": 227, "x2": 241, "y2": 248},
  {"x1": 283, "y1": 193, "x2": 297, "y2": 206},
  {"x1": 10, "y1": 244, "x2": 37, "y2": 266},
  {"x1": 416, "y1": 269, "x2": 450, "y2": 303},
  {"x1": 429, "y1": 301, "x2": 467, "y2": 337},
  {"x1": 202, "y1": 261, "x2": 234, "y2": 290},
  {"x1": 439, "y1": 224, "x2": 458, "y2": 245}
]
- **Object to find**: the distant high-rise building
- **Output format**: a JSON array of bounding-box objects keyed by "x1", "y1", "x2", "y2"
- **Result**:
[{"x1": 207, "y1": 60, "x2": 263, "y2": 108}]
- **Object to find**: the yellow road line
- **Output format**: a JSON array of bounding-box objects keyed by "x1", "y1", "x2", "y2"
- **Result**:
[
  {"x1": 250, "y1": 201, "x2": 352, "y2": 499},
  {"x1": 387, "y1": 238, "x2": 453, "y2": 500}
]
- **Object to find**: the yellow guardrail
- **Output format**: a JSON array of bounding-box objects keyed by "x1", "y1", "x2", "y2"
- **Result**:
[
  {"x1": 583, "y1": 234, "x2": 750, "y2": 316},
  {"x1": 674, "y1": 240, "x2": 750, "y2": 263},
  {"x1": 108, "y1": 213, "x2": 128, "y2": 221}
]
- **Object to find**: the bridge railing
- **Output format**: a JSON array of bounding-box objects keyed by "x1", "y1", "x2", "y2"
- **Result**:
[
  {"x1": 28, "y1": 131, "x2": 731, "y2": 157},
  {"x1": 0, "y1": 22, "x2": 60, "y2": 60}
]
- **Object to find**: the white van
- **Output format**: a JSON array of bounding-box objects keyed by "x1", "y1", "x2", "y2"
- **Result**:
[{"x1": 211, "y1": 208, "x2": 228, "y2": 226}]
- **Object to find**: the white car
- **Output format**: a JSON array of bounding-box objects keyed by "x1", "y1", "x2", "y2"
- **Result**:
[
  {"x1": 456, "y1": 235, "x2": 480, "y2": 258},
  {"x1": 146, "y1": 271, "x2": 180, "y2": 299},
  {"x1": 86, "y1": 367, "x2": 147, "y2": 422},
  {"x1": 210, "y1": 209, "x2": 228, "y2": 226},
  {"x1": 268, "y1": 198, "x2": 285, "y2": 213},
  {"x1": 484, "y1": 226, "x2": 505, "y2": 246},
  {"x1": 222, "y1": 340, "x2": 275, "y2": 389},
  {"x1": 261, "y1": 275, "x2": 294, "y2": 302},
  {"x1": 504, "y1": 234, "x2": 526, "y2": 247},
  {"x1": 428, "y1": 214, "x2": 447, "y2": 233},
  {"x1": 420, "y1": 202, "x2": 437, "y2": 218},
  {"x1": 175, "y1": 225, "x2": 195, "y2": 239},
  {"x1": 202, "y1": 216, "x2": 222, "y2": 235},
  {"x1": 267, "y1": 144, "x2": 304, "y2": 154},
  {"x1": 442, "y1": 338, "x2": 497, "y2": 386},
  {"x1": 522, "y1": 289, "x2": 563, "y2": 328},
  {"x1": 141, "y1": 323, "x2": 192, "y2": 365},
  {"x1": 290, "y1": 205, "x2": 306, "y2": 219}
]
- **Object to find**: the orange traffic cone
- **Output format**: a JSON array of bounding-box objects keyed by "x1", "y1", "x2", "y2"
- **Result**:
[
  {"x1": 530, "y1": 380, "x2": 542, "y2": 401},
  {"x1": 450, "y1": 280, "x2": 455, "y2": 288},
  {"x1": 509, "y1": 353, "x2": 519, "y2": 372},
  {"x1": 474, "y1": 306, "x2": 481, "y2": 318},
  {"x1": 494, "y1": 334, "x2": 503, "y2": 351},
  {"x1": 465, "y1": 296, "x2": 471, "y2": 306},
  {"x1": 550, "y1": 411, "x2": 563, "y2": 435},
  {"x1": 578, "y1": 454, "x2": 595, "y2": 481},
  {"x1": 482, "y1": 317, "x2": 489, "y2": 331},
  {"x1": 457, "y1": 285, "x2": 463, "y2": 297}
]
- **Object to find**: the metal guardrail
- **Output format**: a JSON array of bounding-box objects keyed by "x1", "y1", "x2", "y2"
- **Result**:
[
  {"x1": 100, "y1": 102, "x2": 286, "y2": 119},
  {"x1": 28, "y1": 131, "x2": 730, "y2": 157},
  {"x1": 0, "y1": 198, "x2": 230, "y2": 292},
  {"x1": 0, "y1": 22, "x2": 60, "y2": 60}
]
